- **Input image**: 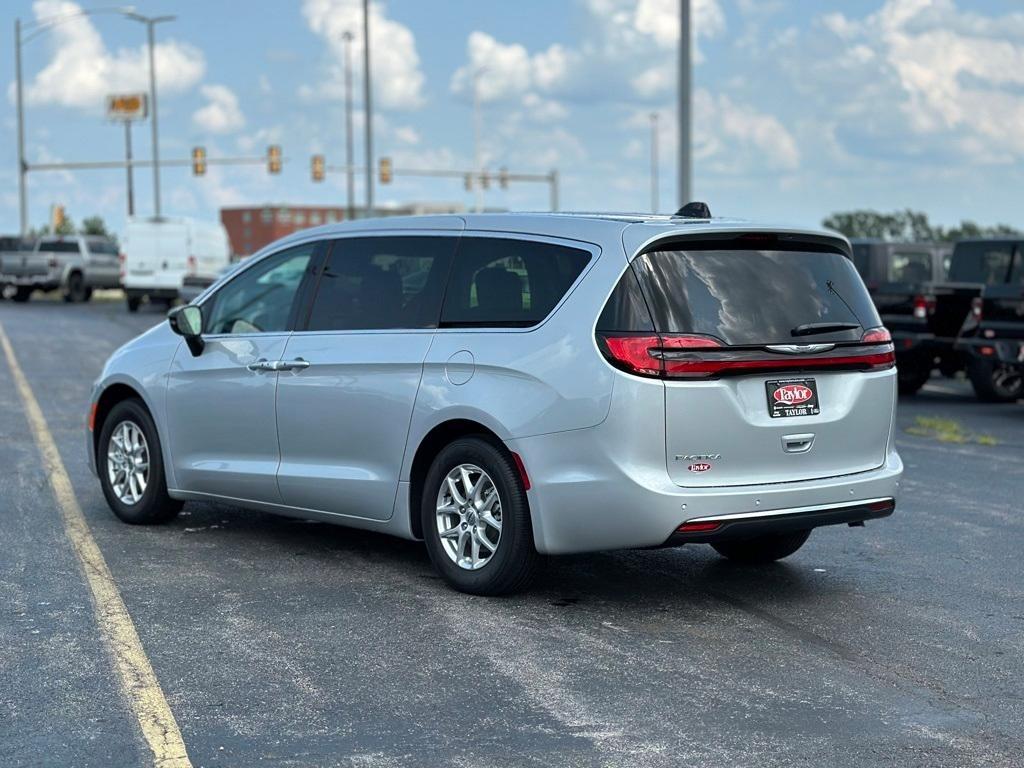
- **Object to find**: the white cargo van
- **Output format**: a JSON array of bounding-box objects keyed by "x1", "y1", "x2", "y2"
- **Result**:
[{"x1": 122, "y1": 217, "x2": 230, "y2": 312}]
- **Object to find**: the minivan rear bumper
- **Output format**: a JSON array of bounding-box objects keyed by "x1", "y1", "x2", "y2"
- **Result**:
[
  {"x1": 510, "y1": 428, "x2": 903, "y2": 555},
  {"x1": 663, "y1": 497, "x2": 895, "y2": 546}
]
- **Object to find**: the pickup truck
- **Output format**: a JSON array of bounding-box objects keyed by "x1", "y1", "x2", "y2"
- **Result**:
[
  {"x1": 0, "y1": 235, "x2": 34, "y2": 299},
  {"x1": 850, "y1": 239, "x2": 952, "y2": 394},
  {"x1": 0, "y1": 234, "x2": 121, "y2": 302},
  {"x1": 952, "y1": 239, "x2": 1024, "y2": 402}
]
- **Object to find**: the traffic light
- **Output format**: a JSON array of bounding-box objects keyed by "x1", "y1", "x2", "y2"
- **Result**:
[
  {"x1": 311, "y1": 154, "x2": 325, "y2": 182},
  {"x1": 379, "y1": 156, "x2": 393, "y2": 184},
  {"x1": 499, "y1": 167, "x2": 509, "y2": 189},
  {"x1": 191, "y1": 146, "x2": 207, "y2": 176},
  {"x1": 267, "y1": 145, "x2": 282, "y2": 174},
  {"x1": 51, "y1": 204, "x2": 65, "y2": 232},
  {"x1": 480, "y1": 172, "x2": 490, "y2": 190},
  {"x1": 464, "y1": 173, "x2": 473, "y2": 191}
]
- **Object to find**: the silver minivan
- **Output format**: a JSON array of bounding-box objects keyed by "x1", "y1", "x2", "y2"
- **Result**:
[{"x1": 88, "y1": 212, "x2": 902, "y2": 594}]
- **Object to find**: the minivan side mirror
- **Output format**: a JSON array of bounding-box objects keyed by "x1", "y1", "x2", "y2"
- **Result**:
[{"x1": 168, "y1": 305, "x2": 205, "y2": 357}]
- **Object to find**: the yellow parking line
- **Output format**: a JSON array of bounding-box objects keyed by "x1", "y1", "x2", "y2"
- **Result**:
[{"x1": 0, "y1": 322, "x2": 192, "y2": 768}]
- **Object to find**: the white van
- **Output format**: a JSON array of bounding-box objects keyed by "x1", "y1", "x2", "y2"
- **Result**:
[{"x1": 122, "y1": 217, "x2": 231, "y2": 312}]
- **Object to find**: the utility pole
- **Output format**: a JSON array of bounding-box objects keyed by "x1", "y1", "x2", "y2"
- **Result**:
[
  {"x1": 678, "y1": 0, "x2": 691, "y2": 207},
  {"x1": 650, "y1": 112, "x2": 659, "y2": 214},
  {"x1": 124, "y1": 121, "x2": 134, "y2": 216},
  {"x1": 472, "y1": 67, "x2": 486, "y2": 213},
  {"x1": 362, "y1": 0, "x2": 374, "y2": 217},
  {"x1": 343, "y1": 30, "x2": 356, "y2": 221},
  {"x1": 126, "y1": 13, "x2": 176, "y2": 219},
  {"x1": 14, "y1": 19, "x2": 27, "y2": 236}
]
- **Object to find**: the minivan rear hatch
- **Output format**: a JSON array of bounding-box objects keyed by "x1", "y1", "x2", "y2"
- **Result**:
[{"x1": 598, "y1": 233, "x2": 895, "y2": 488}]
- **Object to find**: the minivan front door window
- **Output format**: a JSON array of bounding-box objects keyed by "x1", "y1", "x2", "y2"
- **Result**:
[{"x1": 204, "y1": 244, "x2": 314, "y2": 334}]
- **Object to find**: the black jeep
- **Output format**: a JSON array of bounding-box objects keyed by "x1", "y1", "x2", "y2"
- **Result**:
[
  {"x1": 951, "y1": 239, "x2": 1024, "y2": 402},
  {"x1": 851, "y1": 240, "x2": 952, "y2": 394}
]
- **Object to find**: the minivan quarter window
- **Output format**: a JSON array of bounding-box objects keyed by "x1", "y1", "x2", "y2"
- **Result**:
[
  {"x1": 204, "y1": 242, "x2": 316, "y2": 335},
  {"x1": 440, "y1": 236, "x2": 591, "y2": 328},
  {"x1": 305, "y1": 235, "x2": 457, "y2": 331}
]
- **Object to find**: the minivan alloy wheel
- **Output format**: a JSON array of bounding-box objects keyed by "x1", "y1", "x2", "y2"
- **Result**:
[
  {"x1": 436, "y1": 464, "x2": 502, "y2": 570},
  {"x1": 106, "y1": 420, "x2": 150, "y2": 506}
]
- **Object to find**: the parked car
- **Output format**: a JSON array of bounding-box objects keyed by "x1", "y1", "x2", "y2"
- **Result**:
[
  {"x1": 0, "y1": 234, "x2": 119, "y2": 302},
  {"x1": 87, "y1": 211, "x2": 902, "y2": 595},
  {"x1": 122, "y1": 217, "x2": 231, "y2": 312},
  {"x1": 0, "y1": 235, "x2": 35, "y2": 299},
  {"x1": 952, "y1": 239, "x2": 1024, "y2": 402},
  {"x1": 850, "y1": 239, "x2": 952, "y2": 394}
]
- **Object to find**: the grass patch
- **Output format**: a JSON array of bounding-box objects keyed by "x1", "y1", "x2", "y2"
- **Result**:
[{"x1": 906, "y1": 415, "x2": 998, "y2": 446}]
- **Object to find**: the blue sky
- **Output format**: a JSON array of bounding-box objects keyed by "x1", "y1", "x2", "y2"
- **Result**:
[{"x1": 2, "y1": 0, "x2": 1023, "y2": 236}]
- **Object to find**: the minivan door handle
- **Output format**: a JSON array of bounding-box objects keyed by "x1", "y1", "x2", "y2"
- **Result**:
[
  {"x1": 275, "y1": 358, "x2": 310, "y2": 372},
  {"x1": 782, "y1": 433, "x2": 814, "y2": 453},
  {"x1": 247, "y1": 358, "x2": 274, "y2": 372}
]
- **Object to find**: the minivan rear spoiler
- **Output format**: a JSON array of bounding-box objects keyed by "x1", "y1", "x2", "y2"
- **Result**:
[{"x1": 623, "y1": 226, "x2": 852, "y2": 262}]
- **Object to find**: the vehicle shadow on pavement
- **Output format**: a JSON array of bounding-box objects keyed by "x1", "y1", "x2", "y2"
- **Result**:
[{"x1": 166, "y1": 501, "x2": 826, "y2": 608}]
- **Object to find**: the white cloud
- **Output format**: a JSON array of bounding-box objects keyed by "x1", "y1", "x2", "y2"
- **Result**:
[
  {"x1": 394, "y1": 126, "x2": 420, "y2": 145},
  {"x1": 820, "y1": 0, "x2": 1024, "y2": 161},
  {"x1": 193, "y1": 84, "x2": 245, "y2": 134},
  {"x1": 452, "y1": 0, "x2": 725, "y2": 108},
  {"x1": 521, "y1": 93, "x2": 568, "y2": 122},
  {"x1": 695, "y1": 91, "x2": 800, "y2": 172},
  {"x1": 15, "y1": 0, "x2": 204, "y2": 111},
  {"x1": 450, "y1": 32, "x2": 569, "y2": 103},
  {"x1": 627, "y1": 90, "x2": 800, "y2": 175},
  {"x1": 302, "y1": 0, "x2": 425, "y2": 110}
]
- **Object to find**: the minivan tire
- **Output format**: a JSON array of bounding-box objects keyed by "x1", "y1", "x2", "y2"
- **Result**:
[
  {"x1": 712, "y1": 530, "x2": 811, "y2": 564},
  {"x1": 126, "y1": 295, "x2": 141, "y2": 313},
  {"x1": 98, "y1": 399, "x2": 182, "y2": 525},
  {"x1": 967, "y1": 358, "x2": 1022, "y2": 403},
  {"x1": 421, "y1": 437, "x2": 540, "y2": 595},
  {"x1": 12, "y1": 286, "x2": 32, "y2": 302}
]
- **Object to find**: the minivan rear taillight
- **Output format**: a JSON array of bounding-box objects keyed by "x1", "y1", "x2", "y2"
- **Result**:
[{"x1": 598, "y1": 328, "x2": 894, "y2": 380}]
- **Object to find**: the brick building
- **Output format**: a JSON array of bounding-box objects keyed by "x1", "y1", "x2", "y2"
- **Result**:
[{"x1": 220, "y1": 202, "x2": 466, "y2": 256}]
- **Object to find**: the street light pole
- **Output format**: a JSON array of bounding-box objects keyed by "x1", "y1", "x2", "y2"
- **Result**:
[
  {"x1": 124, "y1": 120, "x2": 135, "y2": 216},
  {"x1": 650, "y1": 112, "x2": 659, "y2": 214},
  {"x1": 343, "y1": 31, "x2": 356, "y2": 221},
  {"x1": 678, "y1": 0, "x2": 691, "y2": 207},
  {"x1": 362, "y1": 0, "x2": 373, "y2": 217},
  {"x1": 472, "y1": 67, "x2": 486, "y2": 213},
  {"x1": 127, "y1": 13, "x2": 175, "y2": 219},
  {"x1": 14, "y1": 19, "x2": 27, "y2": 237}
]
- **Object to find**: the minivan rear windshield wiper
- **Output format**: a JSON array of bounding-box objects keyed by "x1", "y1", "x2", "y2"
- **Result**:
[{"x1": 790, "y1": 322, "x2": 861, "y2": 337}]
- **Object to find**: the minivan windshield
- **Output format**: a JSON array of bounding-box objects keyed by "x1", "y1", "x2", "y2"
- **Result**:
[{"x1": 633, "y1": 248, "x2": 880, "y2": 346}]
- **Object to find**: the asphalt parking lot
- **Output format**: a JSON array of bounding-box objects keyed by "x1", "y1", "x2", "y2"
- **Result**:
[{"x1": 1, "y1": 297, "x2": 1022, "y2": 768}]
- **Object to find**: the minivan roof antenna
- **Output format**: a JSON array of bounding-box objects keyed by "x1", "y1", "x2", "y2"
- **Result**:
[{"x1": 674, "y1": 201, "x2": 711, "y2": 219}]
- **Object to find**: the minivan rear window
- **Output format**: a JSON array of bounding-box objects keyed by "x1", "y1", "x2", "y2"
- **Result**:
[
  {"x1": 632, "y1": 248, "x2": 880, "y2": 346},
  {"x1": 948, "y1": 242, "x2": 1016, "y2": 284}
]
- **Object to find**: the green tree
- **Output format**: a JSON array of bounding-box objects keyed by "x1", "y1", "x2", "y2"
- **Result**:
[
  {"x1": 80, "y1": 215, "x2": 119, "y2": 245},
  {"x1": 80, "y1": 215, "x2": 109, "y2": 237},
  {"x1": 823, "y1": 209, "x2": 1021, "y2": 242}
]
